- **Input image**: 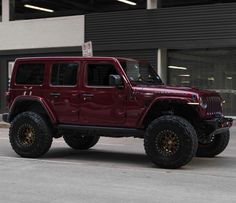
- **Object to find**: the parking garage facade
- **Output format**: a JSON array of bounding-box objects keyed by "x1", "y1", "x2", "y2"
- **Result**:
[{"x1": 0, "y1": 0, "x2": 236, "y2": 116}]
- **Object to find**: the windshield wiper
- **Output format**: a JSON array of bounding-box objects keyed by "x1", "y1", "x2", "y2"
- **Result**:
[{"x1": 143, "y1": 79, "x2": 160, "y2": 84}]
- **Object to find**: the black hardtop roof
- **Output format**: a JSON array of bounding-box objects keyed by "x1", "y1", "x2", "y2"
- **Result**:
[{"x1": 15, "y1": 56, "x2": 139, "y2": 63}]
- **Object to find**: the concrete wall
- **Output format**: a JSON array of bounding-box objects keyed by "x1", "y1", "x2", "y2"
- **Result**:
[{"x1": 0, "y1": 15, "x2": 85, "y2": 51}]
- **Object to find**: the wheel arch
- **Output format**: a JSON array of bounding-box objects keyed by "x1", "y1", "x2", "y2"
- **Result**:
[
  {"x1": 139, "y1": 97, "x2": 200, "y2": 128},
  {"x1": 9, "y1": 96, "x2": 57, "y2": 124}
]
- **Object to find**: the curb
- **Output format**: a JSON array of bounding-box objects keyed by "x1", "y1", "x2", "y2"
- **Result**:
[{"x1": 0, "y1": 122, "x2": 9, "y2": 128}]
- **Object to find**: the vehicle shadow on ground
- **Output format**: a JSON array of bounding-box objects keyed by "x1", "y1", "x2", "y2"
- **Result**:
[
  {"x1": 44, "y1": 147, "x2": 153, "y2": 167},
  {"x1": 190, "y1": 156, "x2": 236, "y2": 169},
  {"x1": 42, "y1": 147, "x2": 236, "y2": 170}
]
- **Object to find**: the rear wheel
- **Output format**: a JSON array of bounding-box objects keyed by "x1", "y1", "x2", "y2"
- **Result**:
[
  {"x1": 144, "y1": 115, "x2": 198, "y2": 169},
  {"x1": 9, "y1": 112, "x2": 53, "y2": 158},
  {"x1": 196, "y1": 130, "x2": 230, "y2": 157},
  {"x1": 63, "y1": 133, "x2": 100, "y2": 150}
]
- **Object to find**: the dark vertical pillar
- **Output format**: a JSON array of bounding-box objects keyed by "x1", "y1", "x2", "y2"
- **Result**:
[
  {"x1": 0, "y1": 59, "x2": 7, "y2": 113},
  {"x1": 9, "y1": 0, "x2": 15, "y2": 21},
  {"x1": 157, "y1": 0, "x2": 162, "y2": 8}
]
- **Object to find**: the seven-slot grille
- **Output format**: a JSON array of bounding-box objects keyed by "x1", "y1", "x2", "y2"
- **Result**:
[{"x1": 206, "y1": 96, "x2": 222, "y2": 115}]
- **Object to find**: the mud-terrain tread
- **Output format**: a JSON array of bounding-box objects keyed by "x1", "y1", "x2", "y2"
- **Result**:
[
  {"x1": 9, "y1": 112, "x2": 53, "y2": 158},
  {"x1": 144, "y1": 115, "x2": 198, "y2": 169},
  {"x1": 196, "y1": 130, "x2": 230, "y2": 157},
  {"x1": 63, "y1": 134, "x2": 100, "y2": 150}
]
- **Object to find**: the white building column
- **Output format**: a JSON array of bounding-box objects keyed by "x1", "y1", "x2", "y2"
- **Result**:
[
  {"x1": 147, "y1": 0, "x2": 167, "y2": 83},
  {"x1": 147, "y1": 0, "x2": 157, "y2": 9},
  {"x1": 2, "y1": 0, "x2": 10, "y2": 22},
  {"x1": 147, "y1": 0, "x2": 162, "y2": 9},
  {"x1": 158, "y1": 49, "x2": 167, "y2": 83}
]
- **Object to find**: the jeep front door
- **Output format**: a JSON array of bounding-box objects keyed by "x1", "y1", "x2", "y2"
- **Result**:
[{"x1": 78, "y1": 61, "x2": 126, "y2": 126}]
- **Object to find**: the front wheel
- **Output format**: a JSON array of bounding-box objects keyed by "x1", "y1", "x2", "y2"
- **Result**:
[
  {"x1": 144, "y1": 115, "x2": 198, "y2": 169},
  {"x1": 196, "y1": 130, "x2": 230, "y2": 157},
  {"x1": 63, "y1": 133, "x2": 100, "y2": 150}
]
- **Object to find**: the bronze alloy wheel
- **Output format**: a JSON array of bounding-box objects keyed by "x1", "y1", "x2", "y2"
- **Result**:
[
  {"x1": 17, "y1": 124, "x2": 36, "y2": 147},
  {"x1": 145, "y1": 116, "x2": 198, "y2": 169},
  {"x1": 155, "y1": 129, "x2": 180, "y2": 157},
  {"x1": 9, "y1": 112, "x2": 53, "y2": 158}
]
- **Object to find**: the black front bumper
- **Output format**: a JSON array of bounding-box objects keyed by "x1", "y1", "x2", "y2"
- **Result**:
[
  {"x1": 2, "y1": 113, "x2": 9, "y2": 123},
  {"x1": 205, "y1": 117, "x2": 233, "y2": 136}
]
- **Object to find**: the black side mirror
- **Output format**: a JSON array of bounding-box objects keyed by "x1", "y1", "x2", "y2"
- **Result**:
[{"x1": 109, "y1": 75, "x2": 123, "y2": 87}]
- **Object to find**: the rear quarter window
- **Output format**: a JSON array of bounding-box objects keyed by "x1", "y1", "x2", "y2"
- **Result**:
[{"x1": 15, "y1": 63, "x2": 45, "y2": 85}]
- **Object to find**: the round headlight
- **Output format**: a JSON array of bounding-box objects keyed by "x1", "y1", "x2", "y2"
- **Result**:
[
  {"x1": 192, "y1": 95, "x2": 198, "y2": 101},
  {"x1": 199, "y1": 97, "x2": 207, "y2": 109},
  {"x1": 221, "y1": 100, "x2": 226, "y2": 107}
]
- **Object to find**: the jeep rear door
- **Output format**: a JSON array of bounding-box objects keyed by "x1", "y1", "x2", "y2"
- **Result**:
[
  {"x1": 78, "y1": 60, "x2": 126, "y2": 126},
  {"x1": 45, "y1": 61, "x2": 80, "y2": 124}
]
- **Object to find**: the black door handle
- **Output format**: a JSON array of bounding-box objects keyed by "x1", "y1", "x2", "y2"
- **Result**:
[
  {"x1": 82, "y1": 93, "x2": 94, "y2": 97},
  {"x1": 50, "y1": 93, "x2": 61, "y2": 97}
]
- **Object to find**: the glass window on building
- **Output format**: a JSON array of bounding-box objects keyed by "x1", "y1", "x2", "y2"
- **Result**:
[{"x1": 168, "y1": 49, "x2": 236, "y2": 117}]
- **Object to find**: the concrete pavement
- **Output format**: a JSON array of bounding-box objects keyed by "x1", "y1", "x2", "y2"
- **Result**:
[{"x1": 0, "y1": 127, "x2": 236, "y2": 202}]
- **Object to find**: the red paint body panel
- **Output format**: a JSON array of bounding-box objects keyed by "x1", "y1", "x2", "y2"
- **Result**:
[
  {"x1": 7, "y1": 56, "x2": 223, "y2": 128},
  {"x1": 77, "y1": 60, "x2": 127, "y2": 126},
  {"x1": 9, "y1": 96, "x2": 57, "y2": 123}
]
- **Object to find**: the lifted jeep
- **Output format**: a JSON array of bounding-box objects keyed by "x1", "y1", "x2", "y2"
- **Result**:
[{"x1": 2, "y1": 57, "x2": 233, "y2": 169}]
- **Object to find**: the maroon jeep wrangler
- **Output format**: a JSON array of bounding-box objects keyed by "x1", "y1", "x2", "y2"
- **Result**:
[{"x1": 2, "y1": 57, "x2": 233, "y2": 169}]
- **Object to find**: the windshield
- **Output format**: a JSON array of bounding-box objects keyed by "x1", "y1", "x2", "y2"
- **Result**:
[{"x1": 119, "y1": 60, "x2": 163, "y2": 85}]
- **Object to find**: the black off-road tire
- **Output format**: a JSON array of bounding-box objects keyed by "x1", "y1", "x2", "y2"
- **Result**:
[
  {"x1": 63, "y1": 134, "x2": 100, "y2": 150},
  {"x1": 144, "y1": 115, "x2": 198, "y2": 169},
  {"x1": 196, "y1": 130, "x2": 230, "y2": 157},
  {"x1": 9, "y1": 112, "x2": 53, "y2": 158}
]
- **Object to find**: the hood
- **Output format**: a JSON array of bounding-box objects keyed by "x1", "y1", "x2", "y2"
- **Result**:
[{"x1": 132, "y1": 84, "x2": 219, "y2": 98}]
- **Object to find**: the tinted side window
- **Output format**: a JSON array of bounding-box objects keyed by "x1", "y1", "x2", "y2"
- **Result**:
[
  {"x1": 16, "y1": 63, "x2": 45, "y2": 85},
  {"x1": 87, "y1": 64, "x2": 118, "y2": 86},
  {"x1": 51, "y1": 63, "x2": 79, "y2": 86}
]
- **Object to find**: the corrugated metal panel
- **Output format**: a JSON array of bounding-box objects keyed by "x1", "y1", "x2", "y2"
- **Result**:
[
  {"x1": 86, "y1": 3, "x2": 236, "y2": 50},
  {"x1": 162, "y1": 0, "x2": 234, "y2": 7},
  {"x1": 94, "y1": 50, "x2": 157, "y2": 69}
]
